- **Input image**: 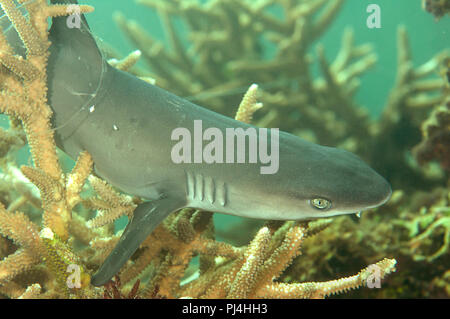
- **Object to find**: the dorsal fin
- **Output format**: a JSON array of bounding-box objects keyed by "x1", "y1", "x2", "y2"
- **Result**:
[
  {"x1": 49, "y1": 0, "x2": 100, "y2": 58},
  {"x1": 47, "y1": 0, "x2": 111, "y2": 148}
]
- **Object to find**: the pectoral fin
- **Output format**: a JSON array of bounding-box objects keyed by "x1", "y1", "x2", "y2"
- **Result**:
[{"x1": 90, "y1": 197, "x2": 184, "y2": 286}]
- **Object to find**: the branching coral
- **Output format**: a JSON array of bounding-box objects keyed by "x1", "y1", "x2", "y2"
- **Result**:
[
  {"x1": 0, "y1": 0, "x2": 97, "y2": 298},
  {"x1": 106, "y1": 0, "x2": 450, "y2": 298},
  {"x1": 113, "y1": 0, "x2": 373, "y2": 146},
  {"x1": 84, "y1": 175, "x2": 138, "y2": 228},
  {"x1": 0, "y1": 0, "x2": 94, "y2": 242},
  {"x1": 0, "y1": 0, "x2": 428, "y2": 299},
  {"x1": 113, "y1": 0, "x2": 448, "y2": 194},
  {"x1": 179, "y1": 223, "x2": 396, "y2": 299},
  {"x1": 0, "y1": 203, "x2": 44, "y2": 285},
  {"x1": 277, "y1": 188, "x2": 449, "y2": 298},
  {"x1": 370, "y1": 27, "x2": 449, "y2": 189}
]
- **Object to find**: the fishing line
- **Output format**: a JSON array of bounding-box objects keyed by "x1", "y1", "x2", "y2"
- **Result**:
[
  {"x1": 1, "y1": 1, "x2": 301, "y2": 135},
  {"x1": 50, "y1": 7, "x2": 109, "y2": 133},
  {"x1": 0, "y1": 1, "x2": 107, "y2": 135}
]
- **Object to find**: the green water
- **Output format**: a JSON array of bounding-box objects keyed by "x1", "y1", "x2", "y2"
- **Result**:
[
  {"x1": 80, "y1": 0, "x2": 449, "y2": 234},
  {"x1": 0, "y1": 0, "x2": 448, "y2": 298},
  {"x1": 84, "y1": 0, "x2": 449, "y2": 118},
  {"x1": 2, "y1": 0, "x2": 448, "y2": 239}
]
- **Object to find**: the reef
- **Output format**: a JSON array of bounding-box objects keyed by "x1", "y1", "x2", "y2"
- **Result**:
[
  {"x1": 0, "y1": 0, "x2": 447, "y2": 298},
  {"x1": 422, "y1": 0, "x2": 450, "y2": 20},
  {"x1": 110, "y1": 0, "x2": 449, "y2": 298},
  {"x1": 413, "y1": 56, "x2": 450, "y2": 172}
]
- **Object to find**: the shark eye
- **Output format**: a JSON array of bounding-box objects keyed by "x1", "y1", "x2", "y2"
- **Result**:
[{"x1": 310, "y1": 198, "x2": 332, "y2": 210}]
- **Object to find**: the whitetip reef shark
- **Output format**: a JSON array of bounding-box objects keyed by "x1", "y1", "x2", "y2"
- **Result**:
[{"x1": 6, "y1": 0, "x2": 392, "y2": 286}]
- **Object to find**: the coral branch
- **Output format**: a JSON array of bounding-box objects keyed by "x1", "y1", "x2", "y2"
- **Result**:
[
  {"x1": 234, "y1": 84, "x2": 263, "y2": 123},
  {"x1": 0, "y1": 0, "x2": 409, "y2": 299},
  {"x1": 0, "y1": 0, "x2": 46, "y2": 56},
  {"x1": 0, "y1": 205, "x2": 44, "y2": 284},
  {"x1": 257, "y1": 258, "x2": 397, "y2": 298}
]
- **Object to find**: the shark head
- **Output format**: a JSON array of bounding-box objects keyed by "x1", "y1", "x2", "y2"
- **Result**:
[
  {"x1": 290, "y1": 145, "x2": 392, "y2": 219},
  {"x1": 234, "y1": 131, "x2": 392, "y2": 220}
]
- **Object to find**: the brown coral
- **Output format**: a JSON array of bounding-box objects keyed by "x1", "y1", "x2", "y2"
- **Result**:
[{"x1": 0, "y1": 0, "x2": 403, "y2": 299}]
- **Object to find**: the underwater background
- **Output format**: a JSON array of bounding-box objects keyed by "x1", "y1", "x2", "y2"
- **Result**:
[
  {"x1": 84, "y1": 0, "x2": 450, "y2": 298},
  {"x1": 86, "y1": 0, "x2": 450, "y2": 118},
  {"x1": 0, "y1": 0, "x2": 449, "y2": 298}
]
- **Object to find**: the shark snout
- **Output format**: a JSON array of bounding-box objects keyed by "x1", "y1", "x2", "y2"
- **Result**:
[
  {"x1": 367, "y1": 173, "x2": 392, "y2": 208},
  {"x1": 345, "y1": 164, "x2": 392, "y2": 211},
  {"x1": 322, "y1": 147, "x2": 392, "y2": 212}
]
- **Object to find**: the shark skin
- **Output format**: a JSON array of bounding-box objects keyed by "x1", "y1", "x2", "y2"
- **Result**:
[{"x1": 42, "y1": 1, "x2": 392, "y2": 286}]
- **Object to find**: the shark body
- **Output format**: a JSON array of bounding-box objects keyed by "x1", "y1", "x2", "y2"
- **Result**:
[{"x1": 40, "y1": 1, "x2": 393, "y2": 286}]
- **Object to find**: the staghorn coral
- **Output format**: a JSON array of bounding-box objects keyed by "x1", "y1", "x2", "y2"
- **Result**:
[
  {"x1": 277, "y1": 187, "x2": 450, "y2": 298},
  {"x1": 84, "y1": 175, "x2": 138, "y2": 229},
  {"x1": 179, "y1": 223, "x2": 396, "y2": 299},
  {"x1": 1, "y1": 0, "x2": 447, "y2": 300},
  {"x1": 113, "y1": 0, "x2": 374, "y2": 147},
  {"x1": 0, "y1": 203, "x2": 44, "y2": 286},
  {"x1": 0, "y1": 0, "x2": 98, "y2": 298},
  {"x1": 234, "y1": 83, "x2": 263, "y2": 124},
  {"x1": 0, "y1": 0, "x2": 94, "y2": 243},
  {"x1": 0, "y1": 0, "x2": 398, "y2": 299},
  {"x1": 113, "y1": 0, "x2": 448, "y2": 194},
  {"x1": 107, "y1": 0, "x2": 450, "y2": 298},
  {"x1": 369, "y1": 26, "x2": 449, "y2": 190}
]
